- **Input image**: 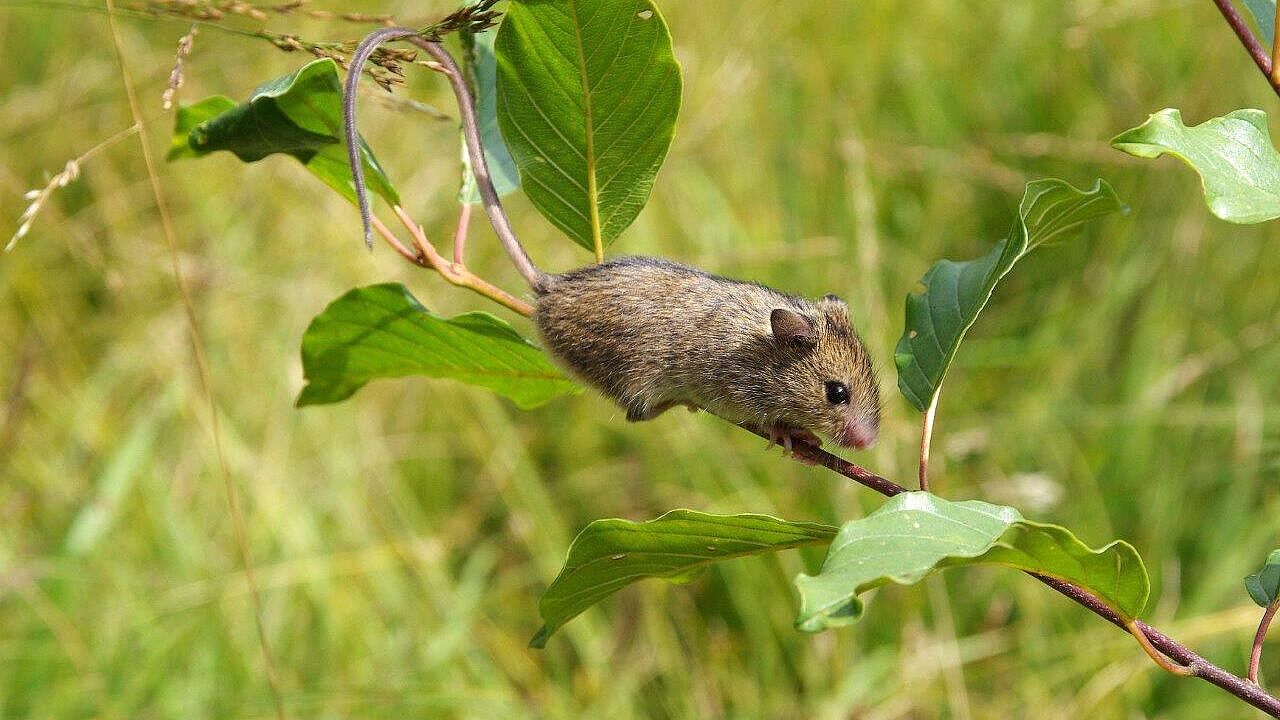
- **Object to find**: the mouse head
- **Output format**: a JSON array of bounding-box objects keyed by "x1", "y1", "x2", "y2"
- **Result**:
[{"x1": 768, "y1": 295, "x2": 880, "y2": 449}]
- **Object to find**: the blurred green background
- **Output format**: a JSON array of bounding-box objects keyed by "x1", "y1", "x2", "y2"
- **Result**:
[{"x1": 3, "y1": 1, "x2": 1280, "y2": 718}]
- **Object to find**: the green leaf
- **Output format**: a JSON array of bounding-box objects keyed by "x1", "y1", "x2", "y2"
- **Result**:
[
  {"x1": 459, "y1": 29, "x2": 520, "y2": 204},
  {"x1": 532, "y1": 510, "x2": 837, "y2": 648},
  {"x1": 795, "y1": 492, "x2": 1149, "y2": 633},
  {"x1": 495, "y1": 0, "x2": 682, "y2": 255},
  {"x1": 1245, "y1": 549, "x2": 1280, "y2": 607},
  {"x1": 1112, "y1": 108, "x2": 1280, "y2": 224},
  {"x1": 170, "y1": 58, "x2": 399, "y2": 207},
  {"x1": 893, "y1": 178, "x2": 1123, "y2": 411},
  {"x1": 297, "y1": 283, "x2": 579, "y2": 408},
  {"x1": 167, "y1": 95, "x2": 235, "y2": 160},
  {"x1": 1243, "y1": 0, "x2": 1276, "y2": 48}
]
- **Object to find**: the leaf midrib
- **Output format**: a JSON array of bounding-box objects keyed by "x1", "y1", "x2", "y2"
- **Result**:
[{"x1": 567, "y1": 0, "x2": 604, "y2": 261}]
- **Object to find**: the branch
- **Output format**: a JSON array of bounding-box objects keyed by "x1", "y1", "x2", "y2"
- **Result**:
[
  {"x1": 1212, "y1": 0, "x2": 1280, "y2": 98},
  {"x1": 368, "y1": 210, "x2": 534, "y2": 317},
  {"x1": 1251, "y1": 596, "x2": 1280, "y2": 684},
  {"x1": 745, "y1": 425, "x2": 1280, "y2": 716}
]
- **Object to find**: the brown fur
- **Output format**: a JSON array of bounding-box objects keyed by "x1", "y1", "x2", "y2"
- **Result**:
[{"x1": 534, "y1": 256, "x2": 880, "y2": 447}]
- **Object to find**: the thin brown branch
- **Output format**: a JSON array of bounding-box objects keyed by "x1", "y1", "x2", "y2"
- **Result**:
[
  {"x1": 740, "y1": 423, "x2": 1280, "y2": 716},
  {"x1": 389, "y1": 206, "x2": 534, "y2": 317},
  {"x1": 453, "y1": 201, "x2": 472, "y2": 268},
  {"x1": 1212, "y1": 0, "x2": 1280, "y2": 98},
  {"x1": 1251, "y1": 596, "x2": 1280, "y2": 684},
  {"x1": 368, "y1": 215, "x2": 428, "y2": 266}
]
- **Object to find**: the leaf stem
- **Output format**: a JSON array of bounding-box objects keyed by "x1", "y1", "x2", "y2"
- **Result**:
[
  {"x1": 919, "y1": 393, "x2": 938, "y2": 491},
  {"x1": 1274, "y1": 7, "x2": 1280, "y2": 88},
  {"x1": 1127, "y1": 620, "x2": 1195, "y2": 676},
  {"x1": 388, "y1": 206, "x2": 534, "y2": 317},
  {"x1": 1251, "y1": 596, "x2": 1280, "y2": 684},
  {"x1": 368, "y1": 215, "x2": 428, "y2": 267},
  {"x1": 1211, "y1": 0, "x2": 1280, "y2": 98},
  {"x1": 454, "y1": 201, "x2": 472, "y2": 268}
]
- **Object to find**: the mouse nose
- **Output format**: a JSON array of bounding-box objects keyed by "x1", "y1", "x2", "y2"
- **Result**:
[{"x1": 838, "y1": 419, "x2": 878, "y2": 450}]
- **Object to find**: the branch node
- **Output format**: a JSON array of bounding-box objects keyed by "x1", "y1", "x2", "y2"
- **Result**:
[{"x1": 1127, "y1": 620, "x2": 1195, "y2": 677}]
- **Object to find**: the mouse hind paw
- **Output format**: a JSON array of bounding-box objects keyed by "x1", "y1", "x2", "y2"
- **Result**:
[{"x1": 626, "y1": 399, "x2": 702, "y2": 422}]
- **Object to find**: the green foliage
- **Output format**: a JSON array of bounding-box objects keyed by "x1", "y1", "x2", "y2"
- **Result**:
[
  {"x1": 167, "y1": 96, "x2": 235, "y2": 160},
  {"x1": 495, "y1": 0, "x2": 682, "y2": 255},
  {"x1": 170, "y1": 58, "x2": 398, "y2": 206},
  {"x1": 794, "y1": 492, "x2": 1149, "y2": 632},
  {"x1": 459, "y1": 29, "x2": 520, "y2": 204},
  {"x1": 297, "y1": 283, "x2": 579, "y2": 408},
  {"x1": 1245, "y1": 549, "x2": 1280, "y2": 607},
  {"x1": 532, "y1": 510, "x2": 837, "y2": 647},
  {"x1": 1112, "y1": 109, "x2": 1280, "y2": 224},
  {"x1": 893, "y1": 179, "x2": 1123, "y2": 411}
]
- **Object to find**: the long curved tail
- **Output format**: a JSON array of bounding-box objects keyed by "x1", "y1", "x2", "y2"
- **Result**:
[
  {"x1": 343, "y1": 28, "x2": 549, "y2": 292},
  {"x1": 343, "y1": 27, "x2": 419, "y2": 249}
]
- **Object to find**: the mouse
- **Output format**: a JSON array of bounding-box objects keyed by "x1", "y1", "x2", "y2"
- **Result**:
[
  {"x1": 533, "y1": 257, "x2": 880, "y2": 451},
  {"x1": 341, "y1": 29, "x2": 880, "y2": 452}
]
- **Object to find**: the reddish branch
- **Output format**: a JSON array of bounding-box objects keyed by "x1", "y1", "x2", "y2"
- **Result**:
[
  {"x1": 1212, "y1": 0, "x2": 1280, "y2": 97},
  {"x1": 1251, "y1": 597, "x2": 1280, "y2": 684},
  {"x1": 777, "y1": 436, "x2": 1280, "y2": 716}
]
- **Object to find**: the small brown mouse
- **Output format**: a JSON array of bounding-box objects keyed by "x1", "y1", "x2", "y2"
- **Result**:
[
  {"x1": 531, "y1": 257, "x2": 880, "y2": 450},
  {"x1": 342, "y1": 30, "x2": 880, "y2": 451}
]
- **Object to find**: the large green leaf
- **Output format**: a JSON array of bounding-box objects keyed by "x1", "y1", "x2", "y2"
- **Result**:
[
  {"x1": 1245, "y1": 549, "x2": 1280, "y2": 607},
  {"x1": 893, "y1": 178, "x2": 1123, "y2": 411},
  {"x1": 1112, "y1": 108, "x2": 1280, "y2": 224},
  {"x1": 459, "y1": 29, "x2": 520, "y2": 204},
  {"x1": 531, "y1": 510, "x2": 837, "y2": 648},
  {"x1": 169, "y1": 58, "x2": 398, "y2": 207},
  {"x1": 795, "y1": 492, "x2": 1149, "y2": 632},
  {"x1": 297, "y1": 283, "x2": 579, "y2": 408},
  {"x1": 1243, "y1": 0, "x2": 1276, "y2": 48},
  {"x1": 495, "y1": 0, "x2": 682, "y2": 255}
]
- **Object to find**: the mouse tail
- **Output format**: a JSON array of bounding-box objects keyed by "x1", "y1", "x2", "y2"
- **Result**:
[
  {"x1": 411, "y1": 39, "x2": 549, "y2": 293},
  {"x1": 345, "y1": 29, "x2": 550, "y2": 293},
  {"x1": 343, "y1": 27, "x2": 422, "y2": 249}
]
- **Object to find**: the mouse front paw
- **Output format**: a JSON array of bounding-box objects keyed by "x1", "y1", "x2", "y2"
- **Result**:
[{"x1": 764, "y1": 425, "x2": 822, "y2": 461}]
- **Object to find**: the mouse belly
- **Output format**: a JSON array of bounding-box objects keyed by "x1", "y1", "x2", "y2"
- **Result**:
[{"x1": 534, "y1": 334, "x2": 696, "y2": 420}]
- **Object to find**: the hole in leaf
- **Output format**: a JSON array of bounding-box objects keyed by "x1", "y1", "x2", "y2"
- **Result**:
[{"x1": 637, "y1": 9, "x2": 654, "y2": 19}]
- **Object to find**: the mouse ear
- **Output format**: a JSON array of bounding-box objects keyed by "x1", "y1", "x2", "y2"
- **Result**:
[
  {"x1": 770, "y1": 308, "x2": 817, "y2": 350},
  {"x1": 818, "y1": 294, "x2": 848, "y2": 316}
]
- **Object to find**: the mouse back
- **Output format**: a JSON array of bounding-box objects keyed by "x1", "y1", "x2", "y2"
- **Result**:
[{"x1": 534, "y1": 256, "x2": 880, "y2": 448}]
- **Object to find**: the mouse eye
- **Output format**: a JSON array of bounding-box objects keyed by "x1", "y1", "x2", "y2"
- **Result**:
[{"x1": 825, "y1": 381, "x2": 850, "y2": 405}]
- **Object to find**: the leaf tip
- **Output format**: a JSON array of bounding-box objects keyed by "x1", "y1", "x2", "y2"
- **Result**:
[{"x1": 528, "y1": 626, "x2": 552, "y2": 649}]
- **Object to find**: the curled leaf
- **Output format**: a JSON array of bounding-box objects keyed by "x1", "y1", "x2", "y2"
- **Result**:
[
  {"x1": 1112, "y1": 108, "x2": 1280, "y2": 224},
  {"x1": 795, "y1": 492, "x2": 1149, "y2": 632}
]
